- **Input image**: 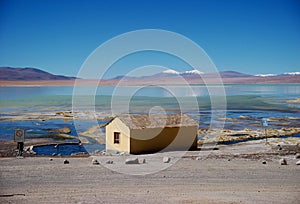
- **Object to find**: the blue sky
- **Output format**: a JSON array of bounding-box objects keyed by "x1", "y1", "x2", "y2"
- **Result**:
[{"x1": 0, "y1": 0, "x2": 299, "y2": 78}]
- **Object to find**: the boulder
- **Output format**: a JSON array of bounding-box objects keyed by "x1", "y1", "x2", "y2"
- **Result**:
[
  {"x1": 63, "y1": 159, "x2": 69, "y2": 164},
  {"x1": 92, "y1": 159, "x2": 100, "y2": 165},
  {"x1": 279, "y1": 158, "x2": 287, "y2": 165},
  {"x1": 106, "y1": 160, "x2": 113, "y2": 164},
  {"x1": 294, "y1": 153, "x2": 300, "y2": 159},
  {"x1": 296, "y1": 160, "x2": 300, "y2": 165},
  {"x1": 163, "y1": 157, "x2": 171, "y2": 163},
  {"x1": 125, "y1": 158, "x2": 139, "y2": 164}
]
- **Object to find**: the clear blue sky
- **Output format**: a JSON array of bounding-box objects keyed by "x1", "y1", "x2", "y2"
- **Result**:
[{"x1": 0, "y1": 0, "x2": 299, "y2": 78}]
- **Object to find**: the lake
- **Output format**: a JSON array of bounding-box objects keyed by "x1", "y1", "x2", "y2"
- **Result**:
[{"x1": 0, "y1": 84, "x2": 299, "y2": 155}]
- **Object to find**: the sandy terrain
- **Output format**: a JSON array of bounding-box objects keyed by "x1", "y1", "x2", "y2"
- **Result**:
[{"x1": 0, "y1": 140, "x2": 299, "y2": 204}]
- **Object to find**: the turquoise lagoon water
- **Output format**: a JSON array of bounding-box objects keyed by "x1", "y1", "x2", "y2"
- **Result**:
[
  {"x1": 0, "y1": 84, "x2": 299, "y2": 155},
  {"x1": 1, "y1": 84, "x2": 300, "y2": 110}
]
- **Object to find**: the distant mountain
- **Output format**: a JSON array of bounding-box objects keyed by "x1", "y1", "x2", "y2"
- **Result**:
[
  {"x1": 0, "y1": 67, "x2": 76, "y2": 81},
  {"x1": 102, "y1": 69, "x2": 300, "y2": 85},
  {"x1": 281, "y1": 72, "x2": 300, "y2": 76},
  {"x1": 109, "y1": 70, "x2": 254, "y2": 80},
  {"x1": 255, "y1": 72, "x2": 300, "y2": 77},
  {"x1": 1, "y1": 66, "x2": 299, "y2": 85}
]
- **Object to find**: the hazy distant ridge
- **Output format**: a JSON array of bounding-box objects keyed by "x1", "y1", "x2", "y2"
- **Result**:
[
  {"x1": 0, "y1": 67, "x2": 299, "y2": 84},
  {"x1": 0, "y1": 67, "x2": 76, "y2": 81}
]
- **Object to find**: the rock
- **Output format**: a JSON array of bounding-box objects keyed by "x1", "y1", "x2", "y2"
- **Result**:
[
  {"x1": 49, "y1": 158, "x2": 53, "y2": 161},
  {"x1": 141, "y1": 158, "x2": 146, "y2": 164},
  {"x1": 55, "y1": 112, "x2": 73, "y2": 117},
  {"x1": 262, "y1": 161, "x2": 267, "y2": 164},
  {"x1": 294, "y1": 153, "x2": 300, "y2": 159},
  {"x1": 279, "y1": 158, "x2": 287, "y2": 165},
  {"x1": 63, "y1": 159, "x2": 69, "y2": 164},
  {"x1": 57, "y1": 127, "x2": 71, "y2": 134},
  {"x1": 92, "y1": 159, "x2": 100, "y2": 165},
  {"x1": 125, "y1": 158, "x2": 139, "y2": 164},
  {"x1": 163, "y1": 157, "x2": 171, "y2": 163},
  {"x1": 296, "y1": 160, "x2": 300, "y2": 165},
  {"x1": 52, "y1": 153, "x2": 57, "y2": 156},
  {"x1": 106, "y1": 160, "x2": 113, "y2": 164},
  {"x1": 195, "y1": 157, "x2": 201, "y2": 160}
]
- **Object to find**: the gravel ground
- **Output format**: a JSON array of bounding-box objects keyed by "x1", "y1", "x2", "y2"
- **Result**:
[{"x1": 0, "y1": 141, "x2": 299, "y2": 204}]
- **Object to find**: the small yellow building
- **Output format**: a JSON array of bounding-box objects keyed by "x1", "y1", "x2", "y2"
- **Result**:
[{"x1": 105, "y1": 114, "x2": 198, "y2": 154}]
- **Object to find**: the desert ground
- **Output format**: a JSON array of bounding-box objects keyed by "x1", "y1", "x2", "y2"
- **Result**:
[{"x1": 0, "y1": 140, "x2": 299, "y2": 204}]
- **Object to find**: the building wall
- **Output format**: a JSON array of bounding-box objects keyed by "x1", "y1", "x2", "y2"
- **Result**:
[
  {"x1": 130, "y1": 126, "x2": 198, "y2": 154},
  {"x1": 105, "y1": 118, "x2": 130, "y2": 153}
]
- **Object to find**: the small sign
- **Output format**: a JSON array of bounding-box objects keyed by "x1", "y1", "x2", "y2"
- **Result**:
[
  {"x1": 262, "y1": 118, "x2": 268, "y2": 127},
  {"x1": 14, "y1": 129, "x2": 25, "y2": 142}
]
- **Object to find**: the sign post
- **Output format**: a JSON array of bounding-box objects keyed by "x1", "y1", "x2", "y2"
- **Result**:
[
  {"x1": 14, "y1": 129, "x2": 25, "y2": 157},
  {"x1": 261, "y1": 118, "x2": 268, "y2": 144}
]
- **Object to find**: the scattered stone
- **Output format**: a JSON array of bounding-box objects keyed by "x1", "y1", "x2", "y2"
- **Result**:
[
  {"x1": 92, "y1": 159, "x2": 100, "y2": 165},
  {"x1": 294, "y1": 153, "x2": 300, "y2": 159},
  {"x1": 296, "y1": 160, "x2": 300, "y2": 165},
  {"x1": 63, "y1": 159, "x2": 69, "y2": 164},
  {"x1": 125, "y1": 158, "x2": 139, "y2": 164},
  {"x1": 262, "y1": 161, "x2": 267, "y2": 164},
  {"x1": 106, "y1": 160, "x2": 113, "y2": 164},
  {"x1": 163, "y1": 157, "x2": 171, "y2": 163},
  {"x1": 279, "y1": 158, "x2": 287, "y2": 165}
]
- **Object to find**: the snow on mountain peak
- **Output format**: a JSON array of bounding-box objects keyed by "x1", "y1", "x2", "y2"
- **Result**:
[
  {"x1": 162, "y1": 69, "x2": 180, "y2": 75},
  {"x1": 255, "y1": 74, "x2": 277, "y2": 77},
  {"x1": 183, "y1": 70, "x2": 204, "y2": 75},
  {"x1": 161, "y1": 69, "x2": 204, "y2": 75},
  {"x1": 283, "y1": 72, "x2": 300, "y2": 76}
]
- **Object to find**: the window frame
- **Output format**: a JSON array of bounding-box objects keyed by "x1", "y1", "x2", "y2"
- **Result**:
[{"x1": 114, "y1": 132, "x2": 120, "y2": 144}]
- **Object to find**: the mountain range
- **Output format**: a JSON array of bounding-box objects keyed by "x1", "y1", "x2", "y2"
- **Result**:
[
  {"x1": 0, "y1": 67, "x2": 76, "y2": 81},
  {"x1": 108, "y1": 69, "x2": 300, "y2": 85},
  {"x1": 0, "y1": 67, "x2": 299, "y2": 85}
]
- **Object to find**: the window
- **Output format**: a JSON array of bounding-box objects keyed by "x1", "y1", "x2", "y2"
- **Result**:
[{"x1": 114, "y1": 132, "x2": 120, "y2": 144}]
